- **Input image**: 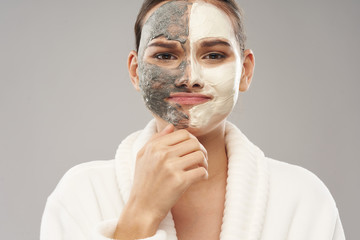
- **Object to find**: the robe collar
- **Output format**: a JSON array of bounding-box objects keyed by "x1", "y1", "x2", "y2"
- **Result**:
[{"x1": 115, "y1": 120, "x2": 269, "y2": 240}]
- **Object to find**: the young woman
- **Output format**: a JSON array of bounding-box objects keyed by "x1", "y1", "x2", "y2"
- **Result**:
[{"x1": 40, "y1": 0, "x2": 346, "y2": 239}]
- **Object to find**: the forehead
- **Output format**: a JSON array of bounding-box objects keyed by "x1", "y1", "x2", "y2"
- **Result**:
[
  {"x1": 190, "y1": 2, "x2": 235, "y2": 42},
  {"x1": 141, "y1": 1, "x2": 190, "y2": 45},
  {"x1": 141, "y1": 0, "x2": 235, "y2": 44}
]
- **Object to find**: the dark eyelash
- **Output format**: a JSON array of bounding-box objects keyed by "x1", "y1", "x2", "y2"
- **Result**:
[
  {"x1": 154, "y1": 53, "x2": 176, "y2": 60},
  {"x1": 204, "y1": 53, "x2": 226, "y2": 59}
]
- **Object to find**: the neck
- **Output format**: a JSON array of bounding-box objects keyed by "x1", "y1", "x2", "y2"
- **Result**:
[
  {"x1": 172, "y1": 121, "x2": 229, "y2": 203},
  {"x1": 196, "y1": 122, "x2": 228, "y2": 180}
]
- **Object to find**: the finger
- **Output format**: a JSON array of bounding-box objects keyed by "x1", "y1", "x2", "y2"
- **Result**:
[
  {"x1": 161, "y1": 124, "x2": 175, "y2": 134},
  {"x1": 150, "y1": 124, "x2": 174, "y2": 141},
  {"x1": 138, "y1": 124, "x2": 174, "y2": 157},
  {"x1": 184, "y1": 167, "x2": 208, "y2": 185},
  {"x1": 198, "y1": 142, "x2": 208, "y2": 160},
  {"x1": 176, "y1": 131, "x2": 207, "y2": 160},
  {"x1": 174, "y1": 151, "x2": 208, "y2": 170},
  {"x1": 168, "y1": 138, "x2": 206, "y2": 158},
  {"x1": 155, "y1": 129, "x2": 193, "y2": 146}
]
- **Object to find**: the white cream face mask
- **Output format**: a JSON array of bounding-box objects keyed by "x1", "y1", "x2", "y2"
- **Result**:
[{"x1": 138, "y1": 0, "x2": 242, "y2": 129}]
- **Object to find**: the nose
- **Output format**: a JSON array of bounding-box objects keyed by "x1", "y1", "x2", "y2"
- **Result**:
[
  {"x1": 175, "y1": 78, "x2": 204, "y2": 89},
  {"x1": 175, "y1": 61, "x2": 204, "y2": 89}
]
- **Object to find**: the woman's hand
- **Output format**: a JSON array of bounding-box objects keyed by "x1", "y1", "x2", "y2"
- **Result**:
[{"x1": 114, "y1": 124, "x2": 208, "y2": 239}]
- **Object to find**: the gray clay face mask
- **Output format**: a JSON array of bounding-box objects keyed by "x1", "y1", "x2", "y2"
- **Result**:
[
  {"x1": 137, "y1": 1, "x2": 242, "y2": 130},
  {"x1": 137, "y1": 1, "x2": 192, "y2": 128}
]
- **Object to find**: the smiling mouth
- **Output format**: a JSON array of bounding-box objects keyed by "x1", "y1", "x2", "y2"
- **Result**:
[{"x1": 166, "y1": 92, "x2": 212, "y2": 105}]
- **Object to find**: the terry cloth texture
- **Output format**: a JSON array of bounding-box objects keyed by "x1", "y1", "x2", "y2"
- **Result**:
[{"x1": 40, "y1": 120, "x2": 346, "y2": 240}]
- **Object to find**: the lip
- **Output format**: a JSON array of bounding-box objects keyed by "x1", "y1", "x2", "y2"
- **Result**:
[{"x1": 167, "y1": 92, "x2": 213, "y2": 105}]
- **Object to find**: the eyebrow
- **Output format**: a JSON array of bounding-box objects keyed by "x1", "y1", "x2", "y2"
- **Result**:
[
  {"x1": 200, "y1": 40, "x2": 231, "y2": 48},
  {"x1": 147, "y1": 42, "x2": 179, "y2": 48}
]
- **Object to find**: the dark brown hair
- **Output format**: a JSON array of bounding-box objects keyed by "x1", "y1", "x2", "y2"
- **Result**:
[{"x1": 134, "y1": 0, "x2": 246, "y2": 55}]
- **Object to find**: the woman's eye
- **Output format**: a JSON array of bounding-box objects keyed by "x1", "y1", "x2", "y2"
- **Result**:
[
  {"x1": 154, "y1": 53, "x2": 177, "y2": 60},
  {"x1": 203, "y1": 53, "x2": 226, "y2": 60}
]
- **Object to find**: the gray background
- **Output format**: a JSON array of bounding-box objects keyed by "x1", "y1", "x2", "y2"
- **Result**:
[{"x1": 1, "y1": 0, "x2": 359, "y2": 239}]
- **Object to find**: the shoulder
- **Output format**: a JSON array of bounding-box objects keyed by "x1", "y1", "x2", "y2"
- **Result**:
[
  {"x1": 48, "y1": 160, "x2": 118, "y2": 202},
  {"x1": 261, "y1": 158, "x2": 344, "y2": 238},
  {"x1": 267, "y1": 158, "x2": 323, "y2": 185},
  {"x1": 45, "y1": 159, "x2": 125, "y2": 223},
  {"x1": 266, "y1": 157, "x2": 337, "y2": 209},
  {"x1": 47, "y1": 128, "x2": 146, "y2": 204},
  {"x1": 42, "y1": 160, "x2": 123, "y2": 236},
  {"x1": 57, "y1": 160, "x2": 115, "y2": 186}
]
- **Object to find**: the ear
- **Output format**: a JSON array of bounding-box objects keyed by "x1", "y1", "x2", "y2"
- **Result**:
[
  {"x1": 128, "y1": 50, "x2": 140, "y2": 91},
  {"x1": 239, "y1": 49, "x2": 255, "y2": 92}
]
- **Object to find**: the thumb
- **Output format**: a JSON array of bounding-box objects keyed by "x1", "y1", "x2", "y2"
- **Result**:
[
  {"x1": 151, "y1": 124, "x2": 174, "y2": 140},
  {"x1": 158, "y1": 124, "x2": 174, "y2": 136}
]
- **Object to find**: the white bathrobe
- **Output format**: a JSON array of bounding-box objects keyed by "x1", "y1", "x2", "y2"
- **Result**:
[{"x1": 40, "y1": 120, "x2": 346, "y2": 240}]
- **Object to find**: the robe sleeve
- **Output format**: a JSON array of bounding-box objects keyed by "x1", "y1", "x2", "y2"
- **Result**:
[
  {"x1": 332, "y1": 213, "x2": 346, "y2": 240},
  {"x1": 40, "y1": 197, "x2": 87, "y2": 240},
  {"x1": 40, "y1": 197, "x2": 168, "y2": 240},
  {"x1": 97, "y1": 219, "x2": 168, "y2": 240}
]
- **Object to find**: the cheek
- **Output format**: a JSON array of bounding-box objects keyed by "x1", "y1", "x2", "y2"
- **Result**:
[
  {"x1": 188, "y1": 62, "x2": 241, "y2": 128},
  {"x1": 201, "y1": 62, "x2": 241, "y2": 97},
  {"x1": 138, "y1": 62, "x2": 181, "y2": 92},
  {"x1": 137, "y1": 61, "x2": 190, "y2": 128}
]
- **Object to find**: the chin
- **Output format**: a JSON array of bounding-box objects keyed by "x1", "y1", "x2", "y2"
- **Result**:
[
  {"x1": 152, "y1": 107, "x2": 230, "y2": 137},
  {"x1": 180, "y1": 115, "x2": 228, "y2": 137}
]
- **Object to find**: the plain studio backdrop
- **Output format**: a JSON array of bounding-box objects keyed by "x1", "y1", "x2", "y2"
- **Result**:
[{"x1": 1, "y1": 0, "x2": 359, "y2": 239}]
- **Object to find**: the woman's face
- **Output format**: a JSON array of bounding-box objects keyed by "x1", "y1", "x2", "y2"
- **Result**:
[{"x1": 137, "y1": 0, "x2": 242, "y2": 130}]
